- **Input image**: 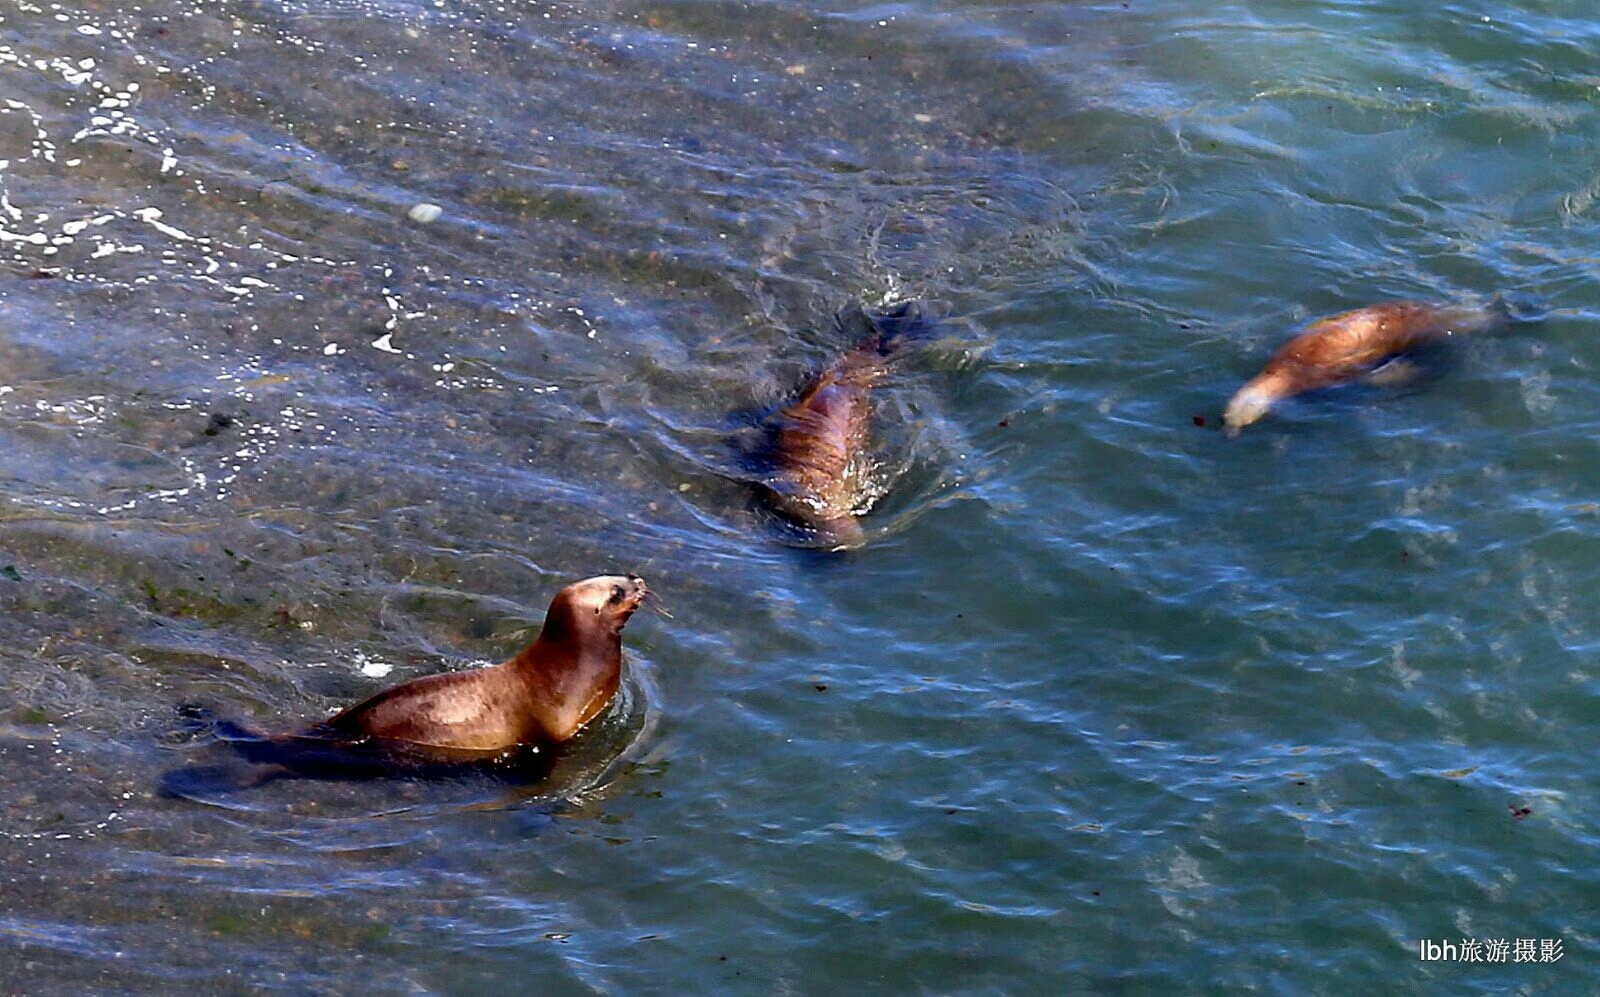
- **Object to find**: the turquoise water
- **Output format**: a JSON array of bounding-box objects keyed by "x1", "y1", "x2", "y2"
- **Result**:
[{"x1": 0, "y1": 0, "x2": 1595, "y2": 991}]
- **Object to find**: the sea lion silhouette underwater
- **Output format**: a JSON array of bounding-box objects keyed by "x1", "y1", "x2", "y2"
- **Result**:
[
  {"x1": 1223, "y1": 294, "x2": 1545, "y2": 435},
  {"x1": 162, "y1": 575, "x2": 648, "y2": 787},
  {"x1": 748, "y1": 300, "x2": 935, "y2": 549}
]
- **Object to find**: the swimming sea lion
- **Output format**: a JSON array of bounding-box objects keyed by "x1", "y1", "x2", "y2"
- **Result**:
[
  {"x1": 212, "y1": 574, "x2": 647, "y2": 778},
  {"x1": 757, "y1": 301, "x2": 929, "y2": 548},
  {"x1": 1223, "y1": 297, "x2": 1527, "y2": 434}
]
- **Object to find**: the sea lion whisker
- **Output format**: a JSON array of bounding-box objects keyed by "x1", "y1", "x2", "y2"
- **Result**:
[{"x1": 643, "y1": 592, "x2": 675, "y2": 620}]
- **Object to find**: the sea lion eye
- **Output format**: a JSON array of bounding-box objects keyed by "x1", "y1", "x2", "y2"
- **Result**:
[{"x1": 608, "y1": 584, "x2": 626, "y2": 605}]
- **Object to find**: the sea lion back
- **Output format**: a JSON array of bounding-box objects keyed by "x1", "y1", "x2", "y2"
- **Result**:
[
  {"x1": 326, "y1": 667, "x2": 535, "y2": 751},
  {"x1": 756, "y1": 300, "x2": 935, "y2": 545}
]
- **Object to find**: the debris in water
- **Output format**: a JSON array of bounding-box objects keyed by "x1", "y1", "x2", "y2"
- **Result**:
[{"x1": 407, "y1": 202, "x2": 443, "y2": 224}]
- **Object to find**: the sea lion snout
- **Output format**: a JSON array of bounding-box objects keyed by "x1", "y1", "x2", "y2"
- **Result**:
[
  {"x1": 622, "y1": 574, "x2": 649, "y2": 612},
  {"x1": 564, "y1": 573, "x2": 648, "y2": 627},
  {"x1": 618, "y1": 575, "x2": 647, "y2": 614},
  {"x1": 1222, "y1": 380, "x2": 1281, "y2": 435}
]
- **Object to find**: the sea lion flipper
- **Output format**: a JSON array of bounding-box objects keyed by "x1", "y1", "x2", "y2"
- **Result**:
[
  {"x1": 157, "y1": 761, "x2": 291, "y2": 798},
  {"x1": 1363, "y1": 357, "x2": 1428, "y2": 388}
]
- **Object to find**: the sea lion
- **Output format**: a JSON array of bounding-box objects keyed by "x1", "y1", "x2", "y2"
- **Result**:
[
  {"x1": 756, "y1": 301, "x2": 929, "y2": 548},
  {"x1": 1224, "y1": 296, "x2": 1528, "y2": 434},
  {"x1": 210, "y1": 574, "x2": 647, "y2": 779}
]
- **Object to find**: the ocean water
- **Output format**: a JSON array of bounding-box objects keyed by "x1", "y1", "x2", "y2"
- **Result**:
[{"x1": 0, "y1": 0, "x2": 1596, "y2": 991}]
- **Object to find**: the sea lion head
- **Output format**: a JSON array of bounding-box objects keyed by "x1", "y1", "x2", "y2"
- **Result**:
[
  {"x1": 548, "y1": 574, "x2": 648, "y2": 638},
  {"x1": 1223, "y1": 370, "x2": 1294, "y2": 436},
  {"x1": 1223, "y1": 383, "x2": 1275, "y2": 435},
  {"x1": 519, "y1": 574, "x2": 647, "y2": 741}
]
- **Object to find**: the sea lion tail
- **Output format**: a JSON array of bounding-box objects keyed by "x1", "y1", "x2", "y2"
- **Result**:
[
  {"x1": 868, "y1": 299, "x2": 931, "y2": 353},
  {"x1": 166, "y1": 703, "x2": 273, "y2": 748},
  {"x1": 839, "y1": 299, "x2": 933, "y2": 355},
  {"x1": 169, "y1": 702, "x2": 223, "y2": 740},
  {"x1": 1488, "y1": 292, "x2": 1549, "y2": 325}
]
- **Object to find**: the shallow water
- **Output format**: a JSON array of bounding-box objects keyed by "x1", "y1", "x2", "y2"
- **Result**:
[{"x1": 0, "y1": 0, "x2": 1597, "y2": 991}]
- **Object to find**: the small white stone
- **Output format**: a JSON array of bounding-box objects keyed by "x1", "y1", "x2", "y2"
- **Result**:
[{"x1": 407, "y1": 202, "x2": 443, "y2": 224}]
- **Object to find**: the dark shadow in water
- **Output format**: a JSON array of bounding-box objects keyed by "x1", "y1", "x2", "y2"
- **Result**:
[{"x1": 157, "y1": 704, "x2": 558, "y2": 800}]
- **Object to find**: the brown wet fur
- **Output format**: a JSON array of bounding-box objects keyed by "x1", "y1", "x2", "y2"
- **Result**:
[
  {"x1": 1225, "y1": 300, "x2": 1504, "y2": 433},
  {"x1": 760, "y1": 302, "x2": 926, "y2": 547},
  {"x1": 215, "y1": 575, "x2": 646, "y2": 777},
  {"x1": 764, "y1": 349, "x2": 883, "y2": 546}
]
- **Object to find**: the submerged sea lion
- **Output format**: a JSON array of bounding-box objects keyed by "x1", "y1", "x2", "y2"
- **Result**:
[
  {"x1": 206, "y1": 574, "x2": 647, "y2": 779},
  {"x1": 1224, "y1": 296, "x2": 1533, "y2": 434},
  {"x1": 756, "y1": 301, "x2": 930, "y2": 548}
]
